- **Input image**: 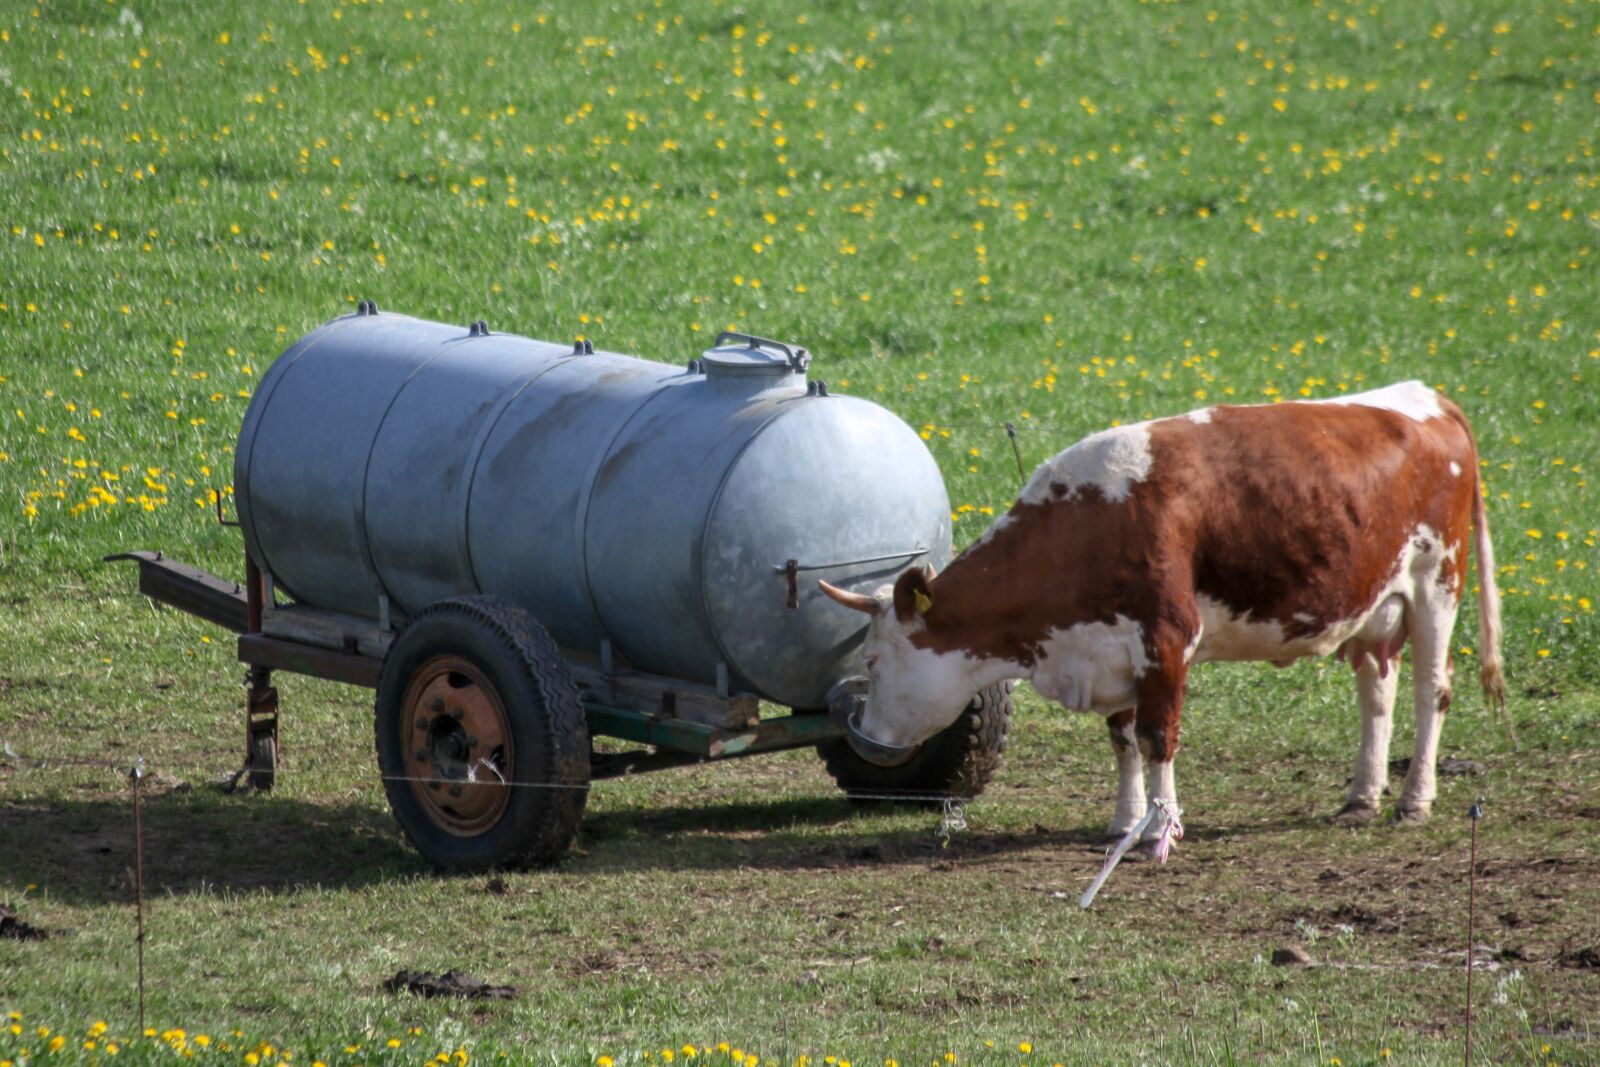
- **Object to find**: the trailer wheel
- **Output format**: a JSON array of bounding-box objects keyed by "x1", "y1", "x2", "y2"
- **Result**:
[
  {"x1": 819, "y1": 681, "x2": 1012, "y2": 802},
  {"x1": 248, "y1": 730, "x2": 277, "y2": 793},
  {"x1": 375, "y1": 597, "x2": 588, "y2": 869}
]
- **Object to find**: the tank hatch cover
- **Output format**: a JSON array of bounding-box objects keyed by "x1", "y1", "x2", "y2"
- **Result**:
[{"x1": 701, "y1": 332, "x2": 809, "y2": 378}]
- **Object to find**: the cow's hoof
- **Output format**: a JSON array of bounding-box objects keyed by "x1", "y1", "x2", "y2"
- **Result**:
[
  {"x1": 1393, "y1": 804, "x2": 1432, "y2": 825},
  {"x1": 1333, "y1": 802, "x2": 1380, "y2": 826},
  {"x1": 1127, "y1": 839, "x2": 1169, "y2": 862}
]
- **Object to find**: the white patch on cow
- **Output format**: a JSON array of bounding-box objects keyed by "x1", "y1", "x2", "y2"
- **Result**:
[
  {"x1": 1314, "y1": 380, "x2": 1443, "y2": 423},
  {"x1": 1143, "y1": 760, "x2": 1179, "y2": 843},
  {"x1": 1109, "y1": 718, "x2": 1147, "y2": 836},
  {"x1": 1028, "y1": 615, "x2": 1148, "y2": 714},
  {"x1": 1449, "y1": 460, "x2": 1462, "y2": 477},
  {"x1": 1181, "y1": 627, "x2": 1203, "y2": 665},
  {"x1": 1186, "y1": 407, "x2": 1213, "y2": 425},
  {"x1": 848, "y1": 586, "x2": 1019, "y2": 749},
  {"x1": 1192, "y1": 596, "x2": 1296, "y2": 662},
  {"x1": 1019, "y1": 422, "x2": 1154, "y2": 506}
]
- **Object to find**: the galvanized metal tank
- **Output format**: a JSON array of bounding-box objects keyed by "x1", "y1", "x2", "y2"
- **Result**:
[{"x1": 234, "y1": 307, "x2": 952, "y2": 710}]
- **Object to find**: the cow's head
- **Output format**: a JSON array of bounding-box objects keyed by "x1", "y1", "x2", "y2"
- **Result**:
[{"x1": 818, "y1": 566, "x2": 980, "y2": 764}]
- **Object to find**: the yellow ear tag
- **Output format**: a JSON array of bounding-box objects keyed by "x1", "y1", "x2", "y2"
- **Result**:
[{"x1": 914, "y1": 590, "x2": 934, "y2": 615}]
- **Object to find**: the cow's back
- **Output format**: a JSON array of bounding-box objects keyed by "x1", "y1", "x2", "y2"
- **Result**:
[{"x1": 1146, "y1": 383, "x2": 1477, "y2": 639}]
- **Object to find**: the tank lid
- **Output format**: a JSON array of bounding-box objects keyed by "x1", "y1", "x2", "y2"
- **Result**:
[{"x1": 701, "y1": 332, "x2": 809, "y2": 378}]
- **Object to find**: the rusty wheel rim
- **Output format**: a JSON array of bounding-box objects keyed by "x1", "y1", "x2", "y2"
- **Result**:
[{"x1": 400, "y1": 655, "x2": 515, "y2": 837}]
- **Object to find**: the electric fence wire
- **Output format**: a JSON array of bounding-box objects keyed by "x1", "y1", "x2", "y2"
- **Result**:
[{"x1": 0, "y1": 740, "x2": 1111, "y2": 809}]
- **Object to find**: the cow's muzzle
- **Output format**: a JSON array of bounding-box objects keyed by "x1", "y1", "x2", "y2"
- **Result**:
[{"x1": 827, "y1": 677, "x2": 919, "y2": 768}]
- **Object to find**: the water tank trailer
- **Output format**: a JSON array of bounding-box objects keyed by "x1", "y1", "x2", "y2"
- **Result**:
[{"x1": 111, "y1": 306, "x2": 1012, "y2": 868}]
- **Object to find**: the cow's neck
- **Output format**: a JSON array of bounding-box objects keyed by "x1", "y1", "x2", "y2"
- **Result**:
[{"x1": 920, "y1": 505, "x2": 1082, "y2": 674}]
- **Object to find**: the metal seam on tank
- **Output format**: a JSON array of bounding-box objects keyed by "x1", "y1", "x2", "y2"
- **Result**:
[
  {"x1": 694, "y1": 392, "x2": 811, "y2": 700},
  {"x1": 356, "y1": 337, "x2": 455, "y2": 616},
  {"x1": 458, "y1": 354, "x2": 582, "y2": 595},
  {"x1": 236, "y1": 317, "x2": 352, "y2": 603},
  {"x1": 576, "y1": 372, "x2": 702, "y2": 663}
]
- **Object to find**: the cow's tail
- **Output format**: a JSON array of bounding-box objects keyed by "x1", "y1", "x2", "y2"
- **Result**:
[{"x1": 1470, "y1": 468, "x2": 1512, "y2": 745}]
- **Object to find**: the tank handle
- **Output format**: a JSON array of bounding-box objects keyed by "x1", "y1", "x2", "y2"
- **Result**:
[
  {"x1": 713, "y1": 331, "x2": 811, "y2": 373},
  {"x1": 776, "y1": 545, "x2": 928, "y2": 609}
]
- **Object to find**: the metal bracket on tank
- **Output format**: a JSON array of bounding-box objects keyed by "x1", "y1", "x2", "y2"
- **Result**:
[
  {"x1": 600, "y1": 639, "x2": 615, "y2": 676},
  {"x1": 805, "y1": 380, "x2": 830, "y2": 397},
  {"x1": 356, "y1": 299, "x2": 380, "y2": 316},
  {"x1": 467, "y1": 320, "x2": 490, "y2": 337},
  {"x1": 716, "y1": 663, "x2": 731, "y2": 699},
  {"x1": 572, "y1": 339, "x2": 595, "y2": 355},
  {"x1": 377, "y1": 594, "x2": 392, "y2": 634},
  {"x1": 776, "y1": 545, "x2": 929, "y2": 608}
]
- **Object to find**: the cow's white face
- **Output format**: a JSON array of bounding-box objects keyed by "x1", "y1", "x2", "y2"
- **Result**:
[
  {"x1": 821, "y1": 569, "x2": 982, "y2": 753},
  {"x1": 852, "y1": 588, "x2": 980, "y2": 748}
]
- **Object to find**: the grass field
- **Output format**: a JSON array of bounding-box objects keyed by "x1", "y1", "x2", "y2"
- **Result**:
[{"x1": 2, "y1": 0, "x2": 1598, "y2": 1063}]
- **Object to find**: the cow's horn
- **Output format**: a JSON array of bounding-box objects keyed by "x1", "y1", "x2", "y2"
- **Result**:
[{"x1": 817, "y1": 580, "x2": 882, "y2": 616}]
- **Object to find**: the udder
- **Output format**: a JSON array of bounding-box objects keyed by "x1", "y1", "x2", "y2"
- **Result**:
[{"x1": 1335, "y1": 594, "x2": 1409, "y2": 674}]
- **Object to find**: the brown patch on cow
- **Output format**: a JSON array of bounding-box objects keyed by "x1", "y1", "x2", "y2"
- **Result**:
[
  {"x1": 891, "y1": 567, "x2": 934, "y2": 625},
  {"x1": 1438, "y1": 690, "x2": 1451, "y2": 713},
  {"x1": 1106, "y1": 710, "x2": 1135, "y2": 752},
  {"x1": 1134, "y1": 625, "x2": 1189, "y2": 762}
]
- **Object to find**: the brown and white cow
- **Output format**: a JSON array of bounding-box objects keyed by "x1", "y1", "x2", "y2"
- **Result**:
[{"x1": 821, "y1": 381, "x2": 1505, "y2": 845}]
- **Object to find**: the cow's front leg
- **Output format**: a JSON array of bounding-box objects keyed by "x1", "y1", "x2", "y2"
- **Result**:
[
  {"x1": 1134, "y1": 655, "x2": 1188, "y2": 848},
  {"x1": 1102, "y1": 709, "x2": 1146, "y2": 842}
]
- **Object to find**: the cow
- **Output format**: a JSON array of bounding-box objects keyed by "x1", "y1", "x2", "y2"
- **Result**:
[{"x1": 820, "y1": 381, "x2": 1505, "y2": 848}]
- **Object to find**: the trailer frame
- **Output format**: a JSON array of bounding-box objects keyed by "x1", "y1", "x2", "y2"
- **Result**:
[{"x1": 107, "y1": 550, "x2": 846, "y2": 790}]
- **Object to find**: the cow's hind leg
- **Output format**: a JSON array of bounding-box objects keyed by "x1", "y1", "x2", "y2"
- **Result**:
[
  {"x1": 1396, "y1": 587, "x2": 1459, "y2": 824},
  {"x1": 1335, "y1": 654, "x2": 1401, "y2": 824},
  {"x1": 1100, "y1": 709, "x2": 1146, "y2": 843}
]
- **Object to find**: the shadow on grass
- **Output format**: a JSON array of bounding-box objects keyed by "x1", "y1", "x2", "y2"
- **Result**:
[
  {"x1": 0, "y1": 790, "x2": 417, "y2": 905},
  {"x1": 569, "y1": 795, "x2": 1335, "y2": 875},
  {"x1": 1, "y1": 786, "x2": 1337, "y2": 902}
]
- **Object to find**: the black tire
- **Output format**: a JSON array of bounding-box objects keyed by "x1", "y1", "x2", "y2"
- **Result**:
[
  {"x1": 819, "y1": 681, "x2": 1013, "y2": 802},
  {"x1": 248, "y1": 729, "x2": 277, "y2": 793},
  {"x1": 375, "y1": 596, "x2": 589, "y2": 869}
]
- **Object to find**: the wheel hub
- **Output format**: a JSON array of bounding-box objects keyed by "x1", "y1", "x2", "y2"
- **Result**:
[{"x1": 400, "y1": 656, "x2": 514, "y2": 837}]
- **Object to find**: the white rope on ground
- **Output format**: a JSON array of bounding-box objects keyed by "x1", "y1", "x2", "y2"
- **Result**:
[{"x1": 1078, "y1": 797, "x2": 1183, "y2": 910}]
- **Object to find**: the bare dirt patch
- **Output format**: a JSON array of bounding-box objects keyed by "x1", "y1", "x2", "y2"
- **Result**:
[
  {"x1": 383, "y1": 969, "x2": 516, "y2": 1000},
  {"x1": 0, "y1": 903, "x2": 48, "y2": 941}
]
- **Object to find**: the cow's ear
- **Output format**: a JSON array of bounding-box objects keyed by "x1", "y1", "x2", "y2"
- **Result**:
[{"x1": 893, "y1": 567, "x2": 934, "y2": 622}]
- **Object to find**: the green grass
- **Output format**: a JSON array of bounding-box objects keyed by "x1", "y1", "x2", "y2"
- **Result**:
[{"x1": 2, "y1": 0, "x2": 1598, "y2": 1063}]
